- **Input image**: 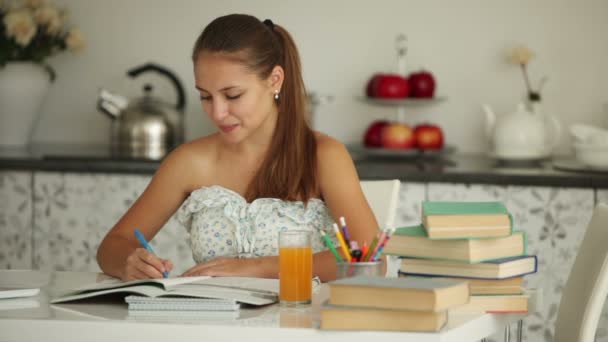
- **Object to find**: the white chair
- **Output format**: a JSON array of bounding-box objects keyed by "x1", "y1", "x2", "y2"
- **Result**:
[
  {"x1": 360, "y1": 179, "x2": 401, "y2": 277},
  {"x1": 359, "y1": 179, "x2": 400, "y2": 229},
  {"x1": 553, "y1": 202, "x2": 608, "y2": 342}
]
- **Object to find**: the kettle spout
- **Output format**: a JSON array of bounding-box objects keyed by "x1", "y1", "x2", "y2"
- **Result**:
[
  {"x1": 482, "y1": 104, "x2": 496, "y2": 139},
  {"x1": 97, "y1": 88, "x2": 129, "y2": 119}
]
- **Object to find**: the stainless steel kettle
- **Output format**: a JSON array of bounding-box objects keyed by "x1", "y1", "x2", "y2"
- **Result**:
[{"x1": 98, "y1": 63, "x2": 186, "y2": 160}]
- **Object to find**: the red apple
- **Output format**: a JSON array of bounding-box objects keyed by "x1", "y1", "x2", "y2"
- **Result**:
[
  {"x1": 363, "y1": 120, "x2": 389, "y2": 147},
  {"x1": 381, "y1": 122, "x2": 416, "y2": 149},
  {"x1": 414, "y1": 123, "x2": 444, "y2": 150},
  {"x1": 366, "y1": 73, "x2": 382, "y2": 97},
  {"x1": 408, "y1": 70, "x2": 435, "y2": 98},
  {"x1": 366, "y1": 74, "x2": 409, "y2": 98}
]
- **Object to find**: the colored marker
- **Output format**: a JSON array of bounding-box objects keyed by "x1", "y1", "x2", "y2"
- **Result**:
[
  {"x1": 339, "y1": 216, "x2": 352, "y2": 250},
  {"x1": 320, "y1": 230, "x2": 343, "y2": 262},
  {"x1": 333, "y1": 223, "x2": 352, "y2": 262},
  {"x1": 368, "y1": 229, "x2": 388, "y2": 261},
  {"x1": 362, "y1": 231, "x2": 381, "y2": 261},
  {"x1": 134, "y1": 228, "x2": 168, "y2": 278},
  {"x1": 361, "y1": 241, "x2": 369, "y2": 260},
  {"x1": 350, "y1": 241, "x2": 362, "y2": 262},
  {"x1": 372, "y1": 228, "x2": 395, "y2": 261}
]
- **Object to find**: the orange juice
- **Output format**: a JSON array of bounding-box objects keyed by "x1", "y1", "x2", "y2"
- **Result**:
[{"x1": 279, "y1": 246, "x2": 312, "y2": 303}]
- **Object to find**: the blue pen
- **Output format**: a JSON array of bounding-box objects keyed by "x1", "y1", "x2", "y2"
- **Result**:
[{"x1": 134, "y1": 228, "x2": 168, "y2": 278}]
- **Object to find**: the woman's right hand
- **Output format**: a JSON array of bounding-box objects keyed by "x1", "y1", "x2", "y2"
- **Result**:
[{"x1": 123, "y1": 248, "x2": 173, "y2": 281}]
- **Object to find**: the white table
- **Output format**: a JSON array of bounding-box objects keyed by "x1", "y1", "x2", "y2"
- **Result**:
[{"x1": 0, "y1": 270, "x2": 528, "y2": 342}]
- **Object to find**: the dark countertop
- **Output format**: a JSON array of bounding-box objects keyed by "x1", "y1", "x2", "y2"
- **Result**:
[{"x1": 1, "y1": 144, "x2": 608, "y2": 188}]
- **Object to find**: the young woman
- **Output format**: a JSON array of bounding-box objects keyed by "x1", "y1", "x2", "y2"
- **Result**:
[{"x1": 96, "y1": 14, "x2": 379, "y2": 282}]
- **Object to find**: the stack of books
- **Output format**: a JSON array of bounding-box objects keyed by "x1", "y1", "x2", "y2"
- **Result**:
[
  {"x1": 320, "y1": 275, "x2": 469, "y2": 332},
  {"x1": 383, "y1": 201, "x2": 537, "y2": 313}
]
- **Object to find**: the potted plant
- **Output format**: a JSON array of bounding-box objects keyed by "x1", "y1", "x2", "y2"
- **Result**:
[{"x1": 0, "y1": 0, "x2": 85, "y2": 147}]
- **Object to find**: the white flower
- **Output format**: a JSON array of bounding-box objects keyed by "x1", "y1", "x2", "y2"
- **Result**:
[
  {"x1": 3, "y1": 9, "x2": 37, "y2": 47},
  {"x1": 34, "y1": 5, "x2": 61, "y2": 34},
  {"x1": 59, "y1": 8, "x2": 69, "y2": 23},
  {"x1": 510, "y1": 45, "x2": 534, "y2": 65},
  {"x1": 24, "y1": 0, "x2": 47, "y2": 9},
  {"x1": 65, "y1": 27, "x2": 85, "y2": 53}
]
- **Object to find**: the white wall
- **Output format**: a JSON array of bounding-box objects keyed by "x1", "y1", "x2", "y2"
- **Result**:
[{"x1": 35, "y1": 0, "x2": 608, "y2": 154}]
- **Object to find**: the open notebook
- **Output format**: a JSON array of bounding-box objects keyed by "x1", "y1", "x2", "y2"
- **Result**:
[{"x1": 51, "y1": 276, "x2": 280, "y2": 306}]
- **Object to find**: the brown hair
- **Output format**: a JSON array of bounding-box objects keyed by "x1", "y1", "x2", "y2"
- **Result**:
[{"x1": 192, "y1": 14, "x2": 317, "y2": 203}]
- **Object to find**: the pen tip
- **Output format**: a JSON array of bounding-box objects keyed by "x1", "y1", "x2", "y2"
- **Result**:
[
  {"x1": 339, "y1": 217, "x2": 346, "y2": 226},
  {"x1": 332, "y1": 223, "x2": 339, "y2": 230}
]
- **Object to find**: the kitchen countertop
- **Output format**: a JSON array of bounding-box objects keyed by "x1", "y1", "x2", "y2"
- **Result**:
[{"x1": 1, "y1": 144, "x2": 608, "y2": 188}]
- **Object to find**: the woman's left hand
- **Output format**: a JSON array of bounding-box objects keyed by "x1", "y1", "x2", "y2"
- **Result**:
[{"x1": 181, "y1": 257, "x2": 268, "y2": 278}]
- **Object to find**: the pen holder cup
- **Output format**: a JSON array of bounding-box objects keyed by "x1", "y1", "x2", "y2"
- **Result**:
[{"x1": 336, "y1": 261, "x2": 384, "y2": 279}]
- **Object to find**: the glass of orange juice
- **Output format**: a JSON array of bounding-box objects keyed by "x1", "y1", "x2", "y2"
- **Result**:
[{"x1": 279, "y1": 230, "x2": 312, "y2": 306}]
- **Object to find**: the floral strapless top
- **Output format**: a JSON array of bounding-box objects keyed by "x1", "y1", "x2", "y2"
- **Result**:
[{"x1": 177, "y1": 186, "x2": 338, "y2": 263}]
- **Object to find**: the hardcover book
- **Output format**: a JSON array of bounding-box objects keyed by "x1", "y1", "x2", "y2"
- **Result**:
[
  {"x1": 398, "y1": 255, "x2": 537, "y2": 279},
  {"x1": 458, "y1": 293, "x2": 529, "y2": 313},
  {"x1": 383, "y1": 224, "x2": 526, "y2": 263},
  {"x1": 327, "y1": 275, "x2": 469, "y2": 312},
  {"x1": 320, "y1": 302, "x2": 447, "y2": 332},
  {"x1": 399, "y1": 275, "x2": 525, "y2": 295},
  {"x1": 422, "y1": 201, "x2": 512, "y2": 239}
]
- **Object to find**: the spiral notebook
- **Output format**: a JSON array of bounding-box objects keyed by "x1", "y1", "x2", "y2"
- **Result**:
[
  {"x1": 126, "y1": 308, "x2": 240, "y2": 321},
  {"x1": 125, "y1": 295, "x2": 240, "y2": 311}
]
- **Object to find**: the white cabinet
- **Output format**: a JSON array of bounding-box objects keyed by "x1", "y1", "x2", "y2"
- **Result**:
[
  {"x1": 29, "y1": 172, "x2": 194, "y2": 274},
  {"x1": 0, "y1": 171, "x2": 33, "y2": 269},
  {"x1": 393, "y1": 182, "x2": 426, "y2": 227}
]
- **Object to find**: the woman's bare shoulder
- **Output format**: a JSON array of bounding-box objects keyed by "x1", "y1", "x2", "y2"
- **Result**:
[
  {"x1": 314, "y1": 131, "x2": 351, "y2": 163},
  {"x1": 157, "y1": 134, "x2": 220, "y2": 190},
  {"x1": 167, "y1": 135, "x2": 216, "y2": 162}
]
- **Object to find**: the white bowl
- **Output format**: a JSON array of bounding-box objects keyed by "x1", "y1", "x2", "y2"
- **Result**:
[
  {"x1": 570, "y1": 124, "x2": 608, "y2": 146},
  {"x1": 573, "y1": 142, "x2": 608, "y2": 169}
]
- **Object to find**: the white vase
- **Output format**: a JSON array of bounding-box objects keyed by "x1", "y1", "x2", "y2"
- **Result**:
[{"x1": 0, "y1": 62, "x2": 51, "y2": 147}]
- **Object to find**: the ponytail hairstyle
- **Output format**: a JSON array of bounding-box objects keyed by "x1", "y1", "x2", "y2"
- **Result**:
[{"x1": 192, "y1": 14, "x2": 317, "y2": 203}]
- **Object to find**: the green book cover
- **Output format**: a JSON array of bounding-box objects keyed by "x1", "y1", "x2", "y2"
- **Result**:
[
  {"x1": 393, "y1": 224, "x2": 428, "y2": 237},
  {"x1": 422, "y1": 201, "x2": 509, "y2": 216}
]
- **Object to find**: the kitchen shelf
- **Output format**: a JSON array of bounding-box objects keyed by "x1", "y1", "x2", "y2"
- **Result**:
[
  {"x1": 357, "y1": 96, "x2": 447, "y2": 108},
  {"x1": 357, "y1": 95, "x2": 447, "y2": 122},
  {"x1": 348, "y1": 144, "x2": 456, "y2": 159}
]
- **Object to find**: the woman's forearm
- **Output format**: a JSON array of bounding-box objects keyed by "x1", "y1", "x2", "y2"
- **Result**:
[
  {"x1": 313, "y1": 250, "x2": 340, "y2": 282},
  {"x1": 96, "y1": 234, "x2": 139, "y2": 279},
  {"x1": 254, "y1": 250, "x2": 338, "y2": 282}
]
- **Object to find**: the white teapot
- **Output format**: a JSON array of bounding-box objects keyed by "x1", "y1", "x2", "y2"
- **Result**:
[{"x1": 482, "y1": 102, "x2": 562, "y2": 159}]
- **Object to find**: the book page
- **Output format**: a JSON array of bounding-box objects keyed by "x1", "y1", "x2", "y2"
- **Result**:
[
  {"x1": 0, "y1": 288, "x2": 40, "y2": 299},
  {"x1": 187, "y1": 277, "x2": 280, "y2": 295},
  {"x1": 51, "y1": 282, "x2": 278, "y2": 306},
  {"x1": 73, "y1": 275, "x2": 212, "y2": 293}
]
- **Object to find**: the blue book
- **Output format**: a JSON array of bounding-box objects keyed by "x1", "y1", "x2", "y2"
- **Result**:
[{"x1": 398, "y1": 255, "x2": 538, "y2": 279}]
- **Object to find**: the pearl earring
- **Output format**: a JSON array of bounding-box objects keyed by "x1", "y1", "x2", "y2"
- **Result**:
[{"x1": 274, "y1": 90, "x2": 279, "y2": 100}]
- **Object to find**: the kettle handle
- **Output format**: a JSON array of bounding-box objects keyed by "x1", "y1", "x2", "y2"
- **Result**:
[{"x1": 127, "y1": 63, "x2": 186, "y2": 113}]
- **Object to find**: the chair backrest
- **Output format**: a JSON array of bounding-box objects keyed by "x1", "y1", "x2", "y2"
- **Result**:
[
  {"x1": 554, "y1": 203, "x2": 608, "y2": 342},
  {"x1": 359, "y1": 180, "x2": 400, "y2": 229}
]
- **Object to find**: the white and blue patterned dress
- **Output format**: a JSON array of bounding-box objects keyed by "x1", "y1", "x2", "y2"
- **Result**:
[{"x1": 177, "y1": 185, "x2": 338, "y2": 263}]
